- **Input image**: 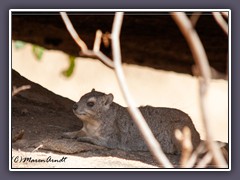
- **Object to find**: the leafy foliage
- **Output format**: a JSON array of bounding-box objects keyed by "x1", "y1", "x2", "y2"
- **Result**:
[
  {"x1": 62, "y1": 55, "x2": 76, "y2": 77},
  {"x1": 32, "y1": 45, "x2": 45, "y2": 61},
  {"x1": 14, "y1": 40, "x2": 76, "y2": 77},
  {"x1": 15, "y1": 41, "x2": 26, "y2": 49}
]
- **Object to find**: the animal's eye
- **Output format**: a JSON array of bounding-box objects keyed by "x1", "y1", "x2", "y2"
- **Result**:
[{"x1": 87, "y1": 101, "x2": 95, "y2": 107}]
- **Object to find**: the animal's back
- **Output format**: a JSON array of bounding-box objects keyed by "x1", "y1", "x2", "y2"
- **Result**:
[{"x1": 116, "y1": 105, "x2": 201, "y2": 154}]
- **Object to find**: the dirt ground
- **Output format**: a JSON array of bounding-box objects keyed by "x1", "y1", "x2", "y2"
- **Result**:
[{"x1": 11, "y1": 43, "x2": 229, "y2": 169}]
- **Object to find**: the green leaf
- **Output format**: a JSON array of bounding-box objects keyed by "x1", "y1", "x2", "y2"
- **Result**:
[
  {"x1": 62, "y1": 56, "x2": 76, "y2": 77},
  {"x1": 32, "y1": 45, "x2": 45, "y2": 60},
  {"x1": 15, "y1": 41, "x2": 26, "y2": 49}
]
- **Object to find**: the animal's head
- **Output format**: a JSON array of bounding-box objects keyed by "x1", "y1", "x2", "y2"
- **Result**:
[{"x1": 73, "y1": 89, "x2": 114, "y2": 122}]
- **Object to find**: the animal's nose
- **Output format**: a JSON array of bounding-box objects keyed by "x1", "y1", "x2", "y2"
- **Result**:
[{"x1": 73, "y1": 103, "x2": 78, "y2": 110}]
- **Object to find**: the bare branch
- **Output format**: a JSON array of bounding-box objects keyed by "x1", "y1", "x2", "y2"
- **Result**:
[
  {"x1": 60, "y1": 11, "x2": 228, "y2": 169},
  {"x1": 32, "y1": 144, "x2": 43, "y2": 152},
  {"x1": 171, "y1": 12, "x2": 227, "y2": 168},
  {"x1": 171, "y1": 12, "x2": 211, "y2": 84},
  {"x1": 60, "y1": 12, "x2": 89, "y2": 52},
  {"x1": 198, "y1": 79, "x2": 227, "y2": 167},
  {"x1": 192, "y1": 65, "x2": 227, "y2": 80},
  {"x1": 185, "y1": 142, "x2": 205, "y2": 168},
  {"x1": 93, "y1": 30, "x2": 102, "y2": 52},
  {"x1": 12, "y1": 85, "x2": 31, "y2": 96},
  {"x1": 219, "y1": 143, "x2": 228, "y2": 162},
  {"x1": 111, "y1": 12, "x2": 173, "y2": 168},
  {"x1": 94, "y1": 51, "x2": 115, "y2": 68},
  {"x1": 195, "y1": 152, "x2": 213, "y2": 168},
  {"x1": 212, "y1": 12, "x2": 228, "y2": 35},
  {"x1": 60, "y1": 12, "x2": 114, "y2": 69},
  {"x1": 221, "y1": 12, "x2": 228, "y2": 19},
  {"x1": 175, "y1": 127, "x2": 193, "y2": 167},
  {"x1": 190, "y1": 12, "x2": 202, "y2": 27},
  {"x1": 60, "y1": 11, "x2": 173, "y2": 168},
  {"x1": 93, "y1": 30, "x2": 115, "y2": 68}
]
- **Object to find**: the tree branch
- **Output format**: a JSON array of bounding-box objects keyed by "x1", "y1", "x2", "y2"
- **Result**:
[
  {"x1": 60, "y1": 11, "x2": 173, "y2": 168},
  {"x1": 195, "y1": 152, "x2": 213, "y2": 168},
  {"x1": 212, "y1": 12, "x2": 228, "y2": 35},
  {"x1": 171, "y1": 12, "x2": 227, "y2": 168},
  {"x1": 111, "y1": 12, "x2": 173, "y2": 168},
  {"x1": 190, "y1": 12, "x2": 202, "y2": 27},
  {"x1": 60, "y1": 12, "x2": 88, "y2": 52},
  {"x1": 175, "y1": 127, "x2": 193, "y2": 167},
  {"x1": 60, "y1": 11, "x2": 228, "y2": 168},
  {"x1": 12, "y1": 85, "x2": 31, "y2": 96},
  {"x1": 60, "y1": 12, "x2": 114, "y2": 69}
]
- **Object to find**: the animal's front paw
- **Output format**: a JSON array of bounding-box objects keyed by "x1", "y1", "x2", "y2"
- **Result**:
[{"x1": 61, "y1": 131, "x2": 79, "y2": 139}]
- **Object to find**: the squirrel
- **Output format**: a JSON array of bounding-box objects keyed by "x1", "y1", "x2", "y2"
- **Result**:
[{"x1": 62, "y1": 89, "x2": 201, "y2": 154}]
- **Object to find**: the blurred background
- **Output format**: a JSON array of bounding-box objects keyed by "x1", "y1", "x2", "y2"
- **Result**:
[{"x1": 12, "y1": 41, "x2": 228, "y2": 142}]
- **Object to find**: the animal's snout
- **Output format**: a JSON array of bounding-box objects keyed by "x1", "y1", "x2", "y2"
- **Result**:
[{"x1": 73, "y1": 103, "x2": 78, "y2": 110}]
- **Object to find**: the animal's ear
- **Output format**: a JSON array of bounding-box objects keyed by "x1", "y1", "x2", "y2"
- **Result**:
[
  {"x1": 91, "y1": 88, "x2": 95, "y2": 92},
  {"x1": 103, "y1": 93, "x2": 114, "y2": 109}
]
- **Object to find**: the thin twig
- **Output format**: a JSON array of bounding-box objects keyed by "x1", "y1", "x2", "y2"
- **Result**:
[
  {"x1": 199, "y1": 79, "x2": 227, "y2": 167},
  {"x1": 192, "y1": 65, "x2": 227, "y2": 80},
  {"x1": 185, "y1": 142, "x2": 205, "y2": 168},
  {"x1": 32, "y1": 144, "x2": 43, "y2": 152},
  {"x1": 93, "y1": 30, "x2": 102, "y2": 52},
  {"x1": 221, "y1": 12, "x2": 228, "y2": 19},
  {"x1": 195, "y1": 152, "x2": 213, "y2": 168},
  {"x1": 171, "y1": 12, "x2": 227, "y2": 168},
  {"x1": 171, "y1": 12, "x2": 211, "y2": 83},
  {"x1": 190, "y1": 12, "x2": 202, "y2": 27},
  {"x1": 212, "y1": 12, "x2": 228, "y2": 35},
  {"x1": 112, "y1": 12, "x2": 173, "y2": 168},
  {"x1": 12, "y1": 85, "x2": 31, "y2": 96},
  {"x1": 93, "y1": 30, "x2": 114, "y2": 68},
  {"x1": 60, "y1": 12, "x2": 89, "y2": 52},
  {"x1": 175, "y1": 127, "x2": 193, "y2": 167},
  {"x1": 60, "y1": 12, "x2": 114, "y2": 69},
  {"x1": 60, "y1": 11, "x2": 172, "y2": 167},
  {"x1": 94, "y1": 51, "x2": 115, "y2": 68}
]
